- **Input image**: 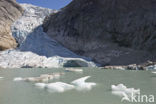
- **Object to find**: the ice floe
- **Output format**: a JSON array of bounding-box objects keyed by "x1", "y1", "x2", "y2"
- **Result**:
[
  {"x1": 151, "y1": 71, "x2": 156, "y2": 74},
  {"x1": 111, "y1": 84, "x2": 140, "y2": 102},
  {"x1": 34, "y1": 76, "x2": 97, "y2": 93},
  {"x1": 71, "y1": 76, "x2": 96, "y2": 91},
  {"x1": 13, "y1": 77, "x2": 24, "y2": 81},
  {"x1": 65, "y1": 68, "x2": 83, "y2": 73},
  {"x1": 13, "y1": 72, "x2": 64, "y2": 82},
  {"x1": 46, "y1": 82, "x2": 75, "y2": 93}
]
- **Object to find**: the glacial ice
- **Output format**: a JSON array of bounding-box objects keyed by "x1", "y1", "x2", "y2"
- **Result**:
[
  {"x1": 34, "y1": 76, "x2": 97, "y2": 93},
  {"x1": 71, "y1": 76, "x2": 97, "y2": 91},
  {"x1": 111, "y1": 84, "x2": 140, "y2": 102},
  {"x1": 0, "y1": 4, "x2": 97, "y2": 68},
  {"x1": 13, "y1": 77, "x2": 24, "y2": 81},
  {"x1": 151, "y1": 71, "x2": 156, "y2": 74},
  {"x1": 45, "y1": 82, "x2": 75, "y2": 93}
]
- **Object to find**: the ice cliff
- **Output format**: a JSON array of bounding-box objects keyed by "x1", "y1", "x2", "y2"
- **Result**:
[{"x1": 0, "y1": 4, "x2": 96, "y2": 68}]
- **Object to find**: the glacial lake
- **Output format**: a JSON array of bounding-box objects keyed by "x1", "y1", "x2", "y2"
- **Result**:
[{"x1": 0, "y1": 68, "x2": 156, "y2": 104}]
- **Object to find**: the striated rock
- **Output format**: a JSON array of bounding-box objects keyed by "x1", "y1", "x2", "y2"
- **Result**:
[
  {"x1": 43, "y1": 0, "x2": 156, "y2": 66},
  {"x1": 0, "y1": 0, "x2": 23, "y2": 50}
]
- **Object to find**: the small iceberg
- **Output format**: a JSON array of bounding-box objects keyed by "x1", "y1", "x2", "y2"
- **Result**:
[
  {"x1": 13, "y1": 77, "x2": 24, "y2": 81},
  {"x1": 146, "y1": 65, "x2": 156, "y2": 70},
  {"x1": 71, "y1": 76, "x2": 97, "y2": 91},
  {"x1": 65, "y1": 68, "x2": 83, "y2": 73},
  {"x1": 34, "y1": 76, "x2": 97, "y2": 93},
  {"x1": 111, "y1": 84, "x2": 140, "y2": 102},
  {"x1": 112, "y1": 91, "x2": 131, "y2": 102},
  {"x1": 13, "y1": 72, "x2": 64, "y2": 82},
  {"x1": 35, "y1": 83, "x2": 47, "y2": 89},
  {"x1": 35, "y1": 82, "x2": 75, "y2": 93},
  {"x1": 46, "y1": 82, "x2": 75, "y2": 93},
  {"x1": 0, "y1": 77, "x2": 4, "y2": 79},
  {"x1": 151, "y1": 71, "x2": 156, "y2": 74}
]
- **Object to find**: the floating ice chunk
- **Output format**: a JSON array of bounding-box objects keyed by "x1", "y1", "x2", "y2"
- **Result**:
[
  {"x1": 111, "y1": 84, "x2": 127, "y2": 92},
  {"x1": 112, "y1": 91, "x2": 131, "y2": 102},
  {"x1": 111, "y1": 84, "x2": 140, "y2": 95},
  {"x1": 146, "y1": 65, "x2": 156, "y2": 70},
  {"x1": 151, "y1": 71, "x2": 156, "y2": 74},
  {"x1": 24, "y1": 77, "x2": 49, "y2": 82},
  {"x1": 39, "y1": 72, "x2": 64, "y2": 81},
  {"x1": 52, "y1": 72, "x2": 65, "y2": 79},
  {"x1": 111, "y1": 84, "x2": 140, "y2": 102},
  {"x1": 46, "y1": 82, "x2": 75, "y2": 93},
  {"x1": 13, "y1": 72, "x2": 64, "y2": 83},
  {"x1": 0, "y1": 77, "x2": 4, "y2": 79},
  {"x1": 72, "y1": 76, "x2": 90, "y2": 85},
  {"x1": 112, "y1": 91, "x2": 127, "y2": 97},
  {"x1": 35, "y1": 83, "x2": 47, "y2": 89},
  {"x1": 13, "y1": 77, "x2": 24, "y2": 81},
  {"x1": 71, "y1": 76, "x2": 96, "y2": 91},
  {"x1": 124, "y1": 88, "x2": 140, "y2": 96},
  {"x1": 46, "y1": 84, "x2": 64, "y2": 93},
  {"x1": 65, "y1": 68, "x2": 83, "y2": 73},
  {"x1": 58, "y1": 82, "x2": 75, "y2": 90},
  {"x1": 34, "y1": 76, "x2": 97, "y2": 93}
]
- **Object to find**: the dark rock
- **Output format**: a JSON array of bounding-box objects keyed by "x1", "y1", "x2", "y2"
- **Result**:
[
  {"x1": 102, "y1": 61, "x2": 156, "y2": 70},
  {"x1": 43, "y1": 0, "x2": 156, "y2": 65}
]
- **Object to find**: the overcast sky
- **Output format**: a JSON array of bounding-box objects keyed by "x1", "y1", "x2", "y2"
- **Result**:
[{"x1": 16, "y1": 0, "x2": 72, "y2": 9}]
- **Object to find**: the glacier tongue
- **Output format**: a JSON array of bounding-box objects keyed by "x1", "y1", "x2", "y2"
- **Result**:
[{"x1": 0, "y1": 4, "x2": 97, "y2": 68}]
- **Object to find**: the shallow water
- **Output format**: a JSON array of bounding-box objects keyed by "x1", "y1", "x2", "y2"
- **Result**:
[{"x1": 0, "y1": 68, "x2": 156, "y2": 104}]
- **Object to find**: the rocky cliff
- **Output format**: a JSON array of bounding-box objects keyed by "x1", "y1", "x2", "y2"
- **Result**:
[
  {"x1": 43, "y1": 0, "x2": 156, "y2": 66},
  {"x1": 0, "y1": 0, "x2": 23, "y2": 50}
]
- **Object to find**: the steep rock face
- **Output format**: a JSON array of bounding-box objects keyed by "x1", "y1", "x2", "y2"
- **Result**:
[
  {"x1": 43, "y1": 0, "x2": 156, "y2": 65},
  {"x1": 0, "y1": 0, "x2": 23, "y2": 50}
]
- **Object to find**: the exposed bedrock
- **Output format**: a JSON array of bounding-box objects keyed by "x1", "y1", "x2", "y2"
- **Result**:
[
  {"x1": 0, "y1": 0, "x2": 23, "y2": 50},
  {"x1": 43, "y1": 0, "x2": 156, "y2": 66}
]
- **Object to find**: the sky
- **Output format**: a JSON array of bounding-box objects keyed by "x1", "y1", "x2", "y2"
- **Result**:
[{"x1": 16, "y1": 0, "x2": 72, "y2": 10}]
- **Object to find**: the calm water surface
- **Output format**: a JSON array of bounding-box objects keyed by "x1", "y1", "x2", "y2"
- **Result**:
[{"x1": 0, "y1": 68, "x2": 156, "y2": 104}]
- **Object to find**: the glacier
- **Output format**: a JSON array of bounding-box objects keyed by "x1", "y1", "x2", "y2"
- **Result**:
[{"x1": 0, "y1": 4, "x2": 97, "y2": 68}]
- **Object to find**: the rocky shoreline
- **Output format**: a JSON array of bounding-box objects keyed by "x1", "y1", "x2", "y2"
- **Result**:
[{"x1": 102, "y1": 61, "x2": 156, "y2": 70}]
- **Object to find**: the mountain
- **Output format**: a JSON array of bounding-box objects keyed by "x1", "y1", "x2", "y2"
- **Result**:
[
  {"x1": 43, "y1": 0, "x2": 156, "y2": 66},
  {"x1": 0, "y1": 3, "x2": 96, "y2": 68},
  {"x1": 0, "y1": 0, "x2": 23, "y2": 50}
]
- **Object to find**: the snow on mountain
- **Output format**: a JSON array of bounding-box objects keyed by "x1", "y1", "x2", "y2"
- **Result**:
[{"x1": 0, "y1": 4, "x2": 97, "y2": 68}]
